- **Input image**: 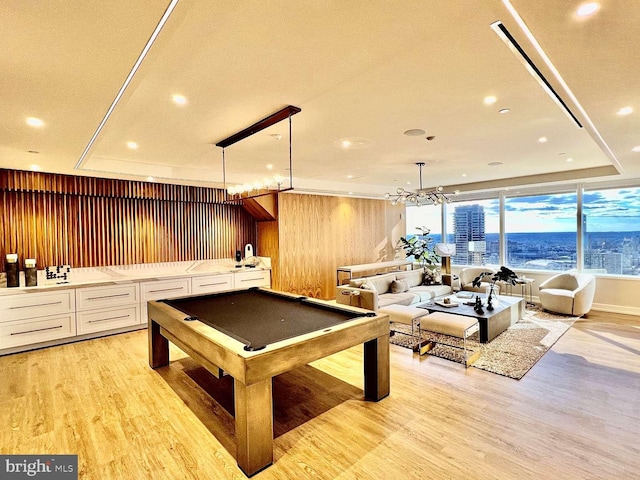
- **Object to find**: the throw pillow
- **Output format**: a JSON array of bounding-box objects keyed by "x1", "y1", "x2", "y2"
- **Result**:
[
  {"x1": 390, "y1": 279, "x2": 409, "y2": 293},
  {"x1": 422, "y1": 270, "x2": 435, "y2": 285},
  {"x1": 360, "y1": 280, "x2": 377, "y2": 292}
]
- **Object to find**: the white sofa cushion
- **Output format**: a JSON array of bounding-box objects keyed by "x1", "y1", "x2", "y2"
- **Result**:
[
  {"x1": 396, "y1": 268, "x2": 425, "y2": 288},
  {"x1": 410, "y1": 284, "x2": 452, "y2": 301},
  {"x1": 378, "y1": 292, "x2": 416, "y2": 307}
]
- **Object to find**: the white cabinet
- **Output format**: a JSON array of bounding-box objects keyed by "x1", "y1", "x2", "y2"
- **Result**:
[
  {"x1": 77, "y1": 305, "x2": 140, "y2": 335},
  {"x1": 0, "y1": 265, "x2": 271, "y2": 354},
  {"x1": 0, "y1": 290, "x2": 76, "y2": 350},
  {"x1": 234, "y1": 270, "x2": 271, "y2": 289},
  {"x1": 76, "y1": 283, "x2": 139, "y2": 311},
  {"x1": 140, "y1": 278, "x2": 191, "y2": 324},
  {"x1": 75, "y1": 284, "x2": 140, "y2": 334},
  {"x1": 0, "y1": 290, "x2": 75, "y2": 322},
  {"x1": 191, "y1": 274, "x2": 233, "y2": 295},
  {"x1": 0, "y1": 314, "x2": 76, "y2": 349}
]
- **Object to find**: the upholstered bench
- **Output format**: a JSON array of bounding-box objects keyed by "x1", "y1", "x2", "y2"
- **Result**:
[
  {"x1": 419, "y1": 312, "x2": 480, "y2": 367},
  {"x1": 379, "y1": 304, "x2": 430, "y2": 337}
]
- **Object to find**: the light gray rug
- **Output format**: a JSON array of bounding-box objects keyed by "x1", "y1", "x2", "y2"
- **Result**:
[{"x1": 390, "y1": 306, "x2": 578, "y2": 379}]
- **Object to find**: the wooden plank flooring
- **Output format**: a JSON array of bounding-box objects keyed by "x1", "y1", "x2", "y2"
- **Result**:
[{"x1": 1, "y1": 310, "x2": 639, "y2": 479}]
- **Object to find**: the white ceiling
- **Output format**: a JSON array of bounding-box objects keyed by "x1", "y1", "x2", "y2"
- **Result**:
[{"x1": 2, "y1": 0, "x2": 639, "y2": 198}]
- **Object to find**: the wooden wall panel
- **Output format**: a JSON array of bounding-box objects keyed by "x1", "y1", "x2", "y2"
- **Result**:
[
  {"x1": 257, "y1": 220, "x2": 280, "y2": 289},
  {"x1": 1, "y1": 169, "x2": 256, "y2": 270},
  {"x1": 274, "y1": 193, "x2": 405, "y2": 300}
]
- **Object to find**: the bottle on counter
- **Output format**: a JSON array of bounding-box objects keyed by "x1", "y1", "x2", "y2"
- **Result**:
[
  {"x1": 5, "y1": 253, "x2": 19, "y2": 287},
  {"x1": 25, "y1": 258, "x2": 37, "y2": 287}
]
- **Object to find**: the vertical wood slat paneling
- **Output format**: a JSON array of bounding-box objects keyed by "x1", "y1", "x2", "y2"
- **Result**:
[
  {"x1": 273, "y1": 193, "x2": 404, "y2": 300},
  {"x1": 0, "y1": 169, "x2": 256, "y2": 271}
]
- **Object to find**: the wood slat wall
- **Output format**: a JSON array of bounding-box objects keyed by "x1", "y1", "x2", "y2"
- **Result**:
[
  {"x1": 0, "y1": 169, "x2": 256, "y2": 270},
  {"x1": 273, "y1": 193, "x2": 405, "y2": 300}
]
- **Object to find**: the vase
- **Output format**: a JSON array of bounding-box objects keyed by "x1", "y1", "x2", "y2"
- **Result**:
[{"x1": 485, "y1": 285, "x2": 500, "y2": 304}]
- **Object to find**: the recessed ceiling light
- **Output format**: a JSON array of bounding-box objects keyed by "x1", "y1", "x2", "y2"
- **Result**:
[
  {"x1": 347, "y1": 175, "x2": 354, "y2": 179},
  {"x1": 632, "y1": 146, "x2": 640, "y2": 152},
  {"x1": 147, "y1": 176, "x2": 155, "y2": 182},
  {"x1": 266, "y1": 164, "x2": 273, "y2": 170},
  {"x1": 172, "y1": 94, "x2": 187, "y2": 105},
  {"x1": 462, "y1": 173, "x2": 467, "y2": 177},
  {"x1": 616, "y1": 106, "x2": 633, "y2": 116},
  {"x1": 341, "y1": 140, "x2": 352, "y2": 148},
  {"x1": 488, "y1": 161, "x2": 503, "y2": 166},
  {"x1": 566, "y1": 157, "x2": 574, "y2": 162},
  {"x1": 127, "y1": 141, "x2": 138, "y2": 149},
  {"x1": 404, "y1": 129, "x2": 426, "y2": 136},
  {"x1": 538, "y1": 136, "x2": 548, "y2": 143},
  {"x1": 484, "y1": 96, "x2": 497, "y2": 105},
  {"x1": 348, "y1": 192, "x2": 353, "y2": 195},
  {"x1": 29, "y1": 164, "x2": 40, "y2": 171},
  {"x1": 498, "y1": 108, "x2": 510, "y2": 114},
  {"x1": 26, "y1": 117, "x2": 44, "y2": 127},
  {"x1": 576, "y1": 2, "x2": 600, "y2": 17}
]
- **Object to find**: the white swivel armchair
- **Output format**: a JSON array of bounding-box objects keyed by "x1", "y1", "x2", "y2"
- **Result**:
[
  {"x1": 459, "y1": 267, "x2": 496, "y2": 293},
  {"x1": 538, "y1": 273, "x2": 596, "y2": 316}
]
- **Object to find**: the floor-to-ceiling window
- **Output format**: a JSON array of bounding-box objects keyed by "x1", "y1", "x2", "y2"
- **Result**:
[
  {"x1": 445, "y1": 198, "x2": 500, "y2": 267},
  {"x1": 504, "y1": 191, "x2": 578, "y2": 271},
  {"x1": 582, "y1": 186, "x2": 640, "y2": 276},
  {"x1": 408, "y1": 181, "x2": 640, "y2": 277}
]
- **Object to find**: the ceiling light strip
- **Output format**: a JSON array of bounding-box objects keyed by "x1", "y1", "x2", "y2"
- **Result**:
[
  {"x1": 490, "y1": 21, "x2": 582, "y2": 128},
  {"x1": 74, "y1": 0, "x2": 180, "y2": 170},
  {"x1": 499, "y1": 0, "x2": 624, "y2": 174}
]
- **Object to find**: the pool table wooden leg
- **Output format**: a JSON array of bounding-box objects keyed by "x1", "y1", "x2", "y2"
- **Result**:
[
  {"x1": 149, "y1": 319, "x2": 169, "y2": 368},
  {"x1": 363, "y1": 333, "x2": 390, "y2": 401},
  {"x1": 234, "y1": 377, "x2": 273, "y2": 477}
]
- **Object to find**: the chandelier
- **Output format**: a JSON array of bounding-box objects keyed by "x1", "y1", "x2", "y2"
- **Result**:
[
  {"x1": 216, "y1": 105, "x2": 301, "y2": 202},
  {"x1": 385, "y1": 162, "x2": 452, "y2": 206}
]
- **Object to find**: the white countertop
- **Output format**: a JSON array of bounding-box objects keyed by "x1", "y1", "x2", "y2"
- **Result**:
[{"x1": 0, "y1": 258, "x2": 271, "y2": 295}]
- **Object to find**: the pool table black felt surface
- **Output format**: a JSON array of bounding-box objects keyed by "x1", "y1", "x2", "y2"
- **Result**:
[{"x1": 161, "y1": 288, "x2": 373, "y2": 351}]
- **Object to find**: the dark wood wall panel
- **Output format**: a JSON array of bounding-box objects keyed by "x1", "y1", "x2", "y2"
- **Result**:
[
  {"x1": 273, "y1": 193, "x2": 404, "y2": 300},
  {"x1": 1, "y1": 169, "x2": 256, "y2": 270}
]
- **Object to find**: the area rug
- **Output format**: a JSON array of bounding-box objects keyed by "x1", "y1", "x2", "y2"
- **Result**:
[{"x1": 389, "y1": 306, "x2": 579, "y2": 379}]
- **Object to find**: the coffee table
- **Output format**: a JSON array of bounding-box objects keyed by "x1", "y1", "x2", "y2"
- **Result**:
[{"x1": 418, "y1": 293, "x2": 524, "y2": 343}]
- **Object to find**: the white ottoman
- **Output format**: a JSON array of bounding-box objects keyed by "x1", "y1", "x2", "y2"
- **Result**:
[
  {"x1": 419, "y1": 312, "x2": 480, "y2": 367},
  {"x1": 378, "y1": 304, "x2": 429, "y2": 336}
]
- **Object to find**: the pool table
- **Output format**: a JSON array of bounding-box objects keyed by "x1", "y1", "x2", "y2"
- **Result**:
[{"x1": 148, "y1": 288, "x2": 390, "y2": 477}]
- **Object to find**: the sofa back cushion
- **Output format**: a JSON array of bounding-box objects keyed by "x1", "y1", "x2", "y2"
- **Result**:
[
  {"x1": 350, "y1": 272, "x2": 397, "y2": 294},
  {"x1": 396, "y1": 268, "x2": 424, "y2": 288}
]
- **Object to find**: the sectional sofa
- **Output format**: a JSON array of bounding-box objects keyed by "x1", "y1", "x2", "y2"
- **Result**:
[{"x1": 335, "y1": 267, "x2": 452, "y2": 311}]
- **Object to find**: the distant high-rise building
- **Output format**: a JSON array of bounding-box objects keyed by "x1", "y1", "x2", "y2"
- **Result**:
[{"x1": 453, "y1": 205, "x2": 486, "y2": 265}]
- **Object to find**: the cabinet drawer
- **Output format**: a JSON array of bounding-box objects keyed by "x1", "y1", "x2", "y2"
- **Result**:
[
  {"x1": 140, "y1": 278, "x2": 191, "y2": 301},
  {"x1": 77, "y1": 305, "x2": 140, "y2": 335},
  {"x1": 234, "y1": 270, "x2": 271, "y2": 289},
  {"x1": 0, "y1": 290, "x2": 75, "y2": 322},
  {"x1": 76, "y1": 284, "x2": 139, "y2": 311},
  {"x1": 0, "y1": 314, "x2": 76, "y2": 349},
  {"x1": 191, "y1": 274, "x2": 233, "y2": 295}
]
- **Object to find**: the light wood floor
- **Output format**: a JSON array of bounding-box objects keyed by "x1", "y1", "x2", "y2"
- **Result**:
[{"x1": 1, "y1": 310, "x2": 639, "y2": 479}]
